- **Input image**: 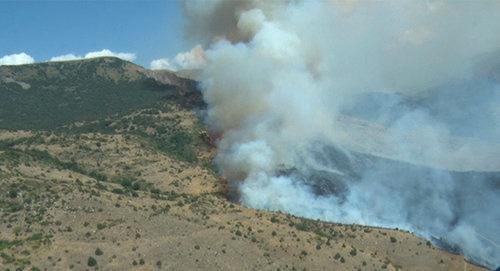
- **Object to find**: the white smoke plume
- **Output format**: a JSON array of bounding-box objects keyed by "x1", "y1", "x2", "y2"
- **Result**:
[
  {"x1": 150, "y1": 58, "x2": 177, "y2": 71},
  {"x1": 183, "y1": 1, "x2": 500, "y2": 269},
  {"x1": 150, "y1": 45, "x2": 207, "y2": 71}
]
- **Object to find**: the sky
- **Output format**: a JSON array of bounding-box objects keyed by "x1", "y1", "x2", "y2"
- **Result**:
[{"x1": 0, "y1": 0, "x2": 193, "y2": 68}]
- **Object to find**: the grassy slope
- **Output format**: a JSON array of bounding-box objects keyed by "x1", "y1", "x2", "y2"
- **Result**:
[{"x1": 0, "y1": 59, "x2": 485, "y2": 271}]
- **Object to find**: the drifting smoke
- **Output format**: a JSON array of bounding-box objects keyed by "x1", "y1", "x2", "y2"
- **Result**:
[
  {"x1": 183, "y1": 1, "x2": 500, "y2": 268},
  {"x1": 151, "y1": 45, "x2": 206, "y2": 71}
]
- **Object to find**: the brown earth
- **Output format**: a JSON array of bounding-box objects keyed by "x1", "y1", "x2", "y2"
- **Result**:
[{"x1": 0, "y1": 101, "x2": 485, "y2": 271}]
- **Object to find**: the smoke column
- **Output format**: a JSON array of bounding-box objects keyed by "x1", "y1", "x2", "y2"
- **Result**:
[{"x1": 183, "y1": 1, "x2": 500, "y2": 268}]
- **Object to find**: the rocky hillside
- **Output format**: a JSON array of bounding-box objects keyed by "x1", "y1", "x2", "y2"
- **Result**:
[{"x1": 0, "y1": 58, "x2": 486, "y2": 271}]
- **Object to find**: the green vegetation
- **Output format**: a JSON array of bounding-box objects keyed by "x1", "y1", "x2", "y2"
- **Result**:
[
  {"x1": 87, "y1": 256, "x2": 97, "y2": 267},
  {"x1": 0, "y1": 146, "x2": 108, "y2": 183},
  {"x1": 95, "y1": 248, "x2": 103, "y2": 256},
  {"x1": 126, "y1": 112, "x2": 200, "y2": 163},
  {"x1": 153, "y1": 130, "x2": 198, "y2": 162},
  {"x1": 0, "y1": 57, "x2": 181, "y2": 130},
  {"x1": 96, "y1": 223, "x2": 107, "y2": 230},
  {"x1": 349, "y1": 247, "x2": 357, "y2": 256},
  {"x1": 0, "y1": 233, "x2": 52, "y2": 267},
  {"x1": 0, "y1": 239, "x2": 22, "y2": 251}
]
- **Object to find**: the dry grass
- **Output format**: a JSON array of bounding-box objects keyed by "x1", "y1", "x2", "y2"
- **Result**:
[{"x1": 0, "y1": 105, "x2": 486, "y2": 271}]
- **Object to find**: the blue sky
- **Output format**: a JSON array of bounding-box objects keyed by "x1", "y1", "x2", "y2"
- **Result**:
[{"x1": 0, "y1": 0, "x2": 192, "y2": 67}]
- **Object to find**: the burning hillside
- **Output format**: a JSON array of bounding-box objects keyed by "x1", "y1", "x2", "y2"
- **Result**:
[{"x1": 183, "y1": 1, "x2": 500, "y2": 269}]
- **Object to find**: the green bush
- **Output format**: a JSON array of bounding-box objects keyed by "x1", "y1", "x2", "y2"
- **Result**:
[
  {"x1": 111, "y1": 188, "x2": 125, "y2": 195},
  {"x1": 95, "y1": 248, "x2": 103, "y2": 256},
  {"x1": 0, "y1": 58, "x2": 178, "y2": 131},
  {"x1": 350, "y1": 248, "x2": 357, "y2": 256},
  {"x1": 87, "y1": 256, "x2": 97, "y2": 267},
  {"x1": 294, "y1": 222, "x2": 310, "y2": 231},
  {"x1": 96, "y1": 223, "x2": 106, "y2": 230}
]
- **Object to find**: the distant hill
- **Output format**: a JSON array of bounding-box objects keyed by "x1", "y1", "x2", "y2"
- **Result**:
[{"x1": 0, "y1": 57, "x2": 201, "y2": 130}]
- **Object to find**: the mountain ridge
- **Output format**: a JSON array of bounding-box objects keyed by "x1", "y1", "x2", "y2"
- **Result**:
[{"x1": 0, "y1": 57, "x2": 202, "y2": 130}]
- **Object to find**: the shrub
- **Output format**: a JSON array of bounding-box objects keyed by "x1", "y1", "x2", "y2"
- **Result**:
[
  {"x1": 119, "y1": 178, "x2": 133, "y2": 189},
  {"x1": 111, "y1": 188, "x2": 125, "y2": 194},
  {"x1": 88, "y1": 171, "x2": 107, "y2": 182},
  {"x1": 8, "y1": 189, "x2": 17, "y2": 198},
  {"x1": 95, "y1": 248, "x2": 103, "y2": 256},
  {"x1": 27, "y1": 233, "x2": 43, "y2": 241},
  {"x1": 350, "y1": 248, "x2": 357, "y2": 256},
  {"x1": 334, "y1": 253, "x2": 341, "y2": 260},
  {"x1": 295, "y1": 222, "x2": 310, "y2": 231},
  {"x1": 87, "y1": 256, "x2": 97, "y2": 267},
  {"x1": 96, "y1": 223, "x2": 106, "y2": 230}
]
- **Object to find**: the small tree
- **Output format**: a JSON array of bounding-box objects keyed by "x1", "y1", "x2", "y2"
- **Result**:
[{"x1": 87, "y1": 256, "x2": 97, "y2": 267}]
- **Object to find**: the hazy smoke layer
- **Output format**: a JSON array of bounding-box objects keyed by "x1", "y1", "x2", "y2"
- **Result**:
[{"x1": 183, "y1": 1, "x2": 500, "y2": 268}]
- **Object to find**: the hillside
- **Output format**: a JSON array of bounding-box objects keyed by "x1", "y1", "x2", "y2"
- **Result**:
[
  {"x1": 0, "y1": 58, "x2": 486, "y2": 271},
  {"x1": 0, "y1": 57, "x2": 200, "y2": 130}
]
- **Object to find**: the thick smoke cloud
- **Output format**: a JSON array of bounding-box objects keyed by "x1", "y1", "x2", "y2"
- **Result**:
[{"x1": 183, "y1": 1, "x2": 500, "y2": 268}]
